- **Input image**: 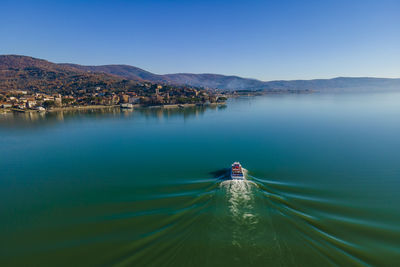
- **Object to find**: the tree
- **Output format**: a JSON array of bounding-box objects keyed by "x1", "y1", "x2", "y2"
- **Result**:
[
  {"x1": 43, "y1": 100, "x2": 56, "y2": 109},
  {"x1": 62, "y1": 98, "x2": 75, "y2": 106}
]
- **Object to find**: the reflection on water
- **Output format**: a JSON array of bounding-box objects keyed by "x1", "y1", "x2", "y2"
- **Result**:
[
  {"x1": 0, "y1": 104, "x2": 226, "y2": 129},
  {"x1": 1, "y1": 93, "x2": 400, "y2": 266}
]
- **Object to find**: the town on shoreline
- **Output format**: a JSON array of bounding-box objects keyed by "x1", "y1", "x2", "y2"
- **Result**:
[
  {"x1": 0, "y1": 83, "x2": 229, "y2": 113},
  {"x1": 0, "y1": 81, "x2": 316, "y2": 114}
]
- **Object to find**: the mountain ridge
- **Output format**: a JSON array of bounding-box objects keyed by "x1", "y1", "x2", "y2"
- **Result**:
[
  {"x1": 0, "y1": 55, "x2": 142, "y2": 94},
  {"x1": 61, "y1": 61, "x2": 400, "y2": 92},
  {"x1": 2, "y1": 55, "x2": 400, "y2": 92}
]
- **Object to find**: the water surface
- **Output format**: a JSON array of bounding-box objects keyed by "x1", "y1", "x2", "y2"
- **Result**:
[{"x1": 1, "y1": 93, "x2": 400, "y2": 266}]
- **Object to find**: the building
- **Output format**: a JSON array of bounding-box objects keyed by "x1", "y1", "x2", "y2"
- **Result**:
[
  {"x1": 54, "y1": 94, "x2": 62, "y2": 107},
  {"x1": 26, "y1": 100, "x2": 37, "y2": 108},
  {"x1": 120, "y1": 103, "x2": 134, "y2": 109},
  {"x1": 120, "y1": 94, "x2": 129, "y2": 103},
  {"x1": 155, "y1": 85, "x2": 162, "y2": 95},
  {"x1": 10, "y1": 90, "x2": 27, "y2": 95},
  {"x1": 16, "y1": 103, "x2": 26, "y2": 109},
  {"x1": 111, "y1": 94, "x2": 120, "y2": 105},
  {"x1": 1, "y1": 103, "x2": 12, "y2": 108},
  {"x1": 19, "y1": 96, "x2": 29, "y2": 103}
]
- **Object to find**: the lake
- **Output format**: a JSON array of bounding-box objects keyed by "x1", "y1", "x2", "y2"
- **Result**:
[{"x1": 1, "y1": 92, "x2": 400, "y2": 266}]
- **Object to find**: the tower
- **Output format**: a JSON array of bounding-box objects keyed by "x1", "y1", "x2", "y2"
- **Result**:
[{"x1": 156, "y1": 85, "x2": 162, "y2": 95}]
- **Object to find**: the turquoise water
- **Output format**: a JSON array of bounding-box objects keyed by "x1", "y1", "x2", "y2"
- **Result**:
[{"x1": 1, "y1": 93, "x2": 400, "y2": 266}]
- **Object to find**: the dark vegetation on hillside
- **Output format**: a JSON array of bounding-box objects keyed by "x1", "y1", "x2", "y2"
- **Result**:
[
  {"x1": 1, "y1": 55, "x2": 400, "y2": 93},
  {"x1": 0, "y1": 55, "x2": 142, "y2": 94}
]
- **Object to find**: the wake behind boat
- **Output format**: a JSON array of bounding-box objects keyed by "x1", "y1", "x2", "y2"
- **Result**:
[{"x1": 230, "y1": 162, "x2": 245, "y2": 179}]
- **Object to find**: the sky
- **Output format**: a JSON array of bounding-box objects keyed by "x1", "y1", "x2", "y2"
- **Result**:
[{"x1": 1, "y1": 0, "x2": 399, "y2": 81}]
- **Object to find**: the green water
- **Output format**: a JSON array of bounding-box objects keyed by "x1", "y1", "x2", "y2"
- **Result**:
[{"x1": 1, "y1": 93, "x2": 400, "y2": 266}]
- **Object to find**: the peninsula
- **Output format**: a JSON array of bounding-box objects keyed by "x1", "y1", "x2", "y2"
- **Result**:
[{"x1": 0, "y1": 55, "x2": 227, "y2": 112}]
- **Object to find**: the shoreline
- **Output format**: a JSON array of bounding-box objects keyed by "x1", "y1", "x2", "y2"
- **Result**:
[
  {"x1": 48, "y1": 105, "x2": 119, "y2": 112},
  {"x1": 1, "y1": 102, "x2": 227, "y2": 114}
]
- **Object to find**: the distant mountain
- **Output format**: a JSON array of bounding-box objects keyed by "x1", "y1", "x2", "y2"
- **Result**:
[
  {"x1": 261, "y1": 77, "x2": 400, "y2": 92},
  {"x1": 61, "y1": 62, "x2": 400, "y2": 92},
  {"x1": 61, "y1": 63, "x2": 165, "y2": 83},
  {"x1": 163, "y1": 73, "x2": 265, "y2": 90},
  {"x1": 1, "y1": 55, "x2": 400, "y2": 93}
]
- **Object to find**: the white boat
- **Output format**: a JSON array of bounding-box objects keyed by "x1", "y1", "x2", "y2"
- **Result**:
[{"x1": 230, "y1": 162, "x2": 244, "y2": 179}]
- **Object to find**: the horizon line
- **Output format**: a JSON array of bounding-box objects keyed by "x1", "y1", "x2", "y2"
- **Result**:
[{"x1": 2, "y1": 54, "x2": 400, "y2": 82}]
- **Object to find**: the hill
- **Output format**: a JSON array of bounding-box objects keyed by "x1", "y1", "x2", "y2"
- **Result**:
[
  {"x1": 1, "y1": 55, "x2": 400, "y2": 93},
  {"x1": 0, "y1": 55, "x2": 141, "y2": 94},
  {"x1": 60, "y1": 62, "x2": 400, "y2": 92},
  {"x1": 61, "y1": 63, "x2": 166, "y2": 83}
]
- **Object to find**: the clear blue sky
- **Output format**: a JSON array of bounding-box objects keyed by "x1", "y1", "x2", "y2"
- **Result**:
[{"x1": 1, "y1": 0, "x2": 399, "y2": 80}]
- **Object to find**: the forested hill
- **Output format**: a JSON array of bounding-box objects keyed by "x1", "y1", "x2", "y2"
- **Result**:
[
  {"x1": 0, "y1": 55, "x2": 143, "y2": 94},
  {"x1": 2, "y1": 55, "x2": 400, "y2": 93}
]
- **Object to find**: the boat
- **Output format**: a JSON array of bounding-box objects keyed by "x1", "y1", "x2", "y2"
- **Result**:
[{"x1": 230, "y1": 162, "x2": 244, "y2": 179}]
